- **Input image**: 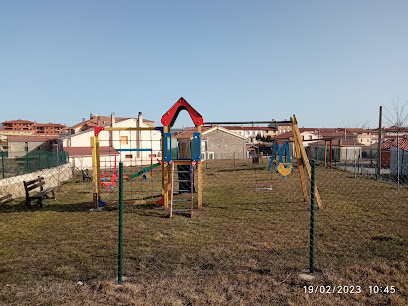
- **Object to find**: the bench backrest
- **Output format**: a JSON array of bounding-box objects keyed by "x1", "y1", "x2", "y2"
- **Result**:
[{"x1": 23, "y1": 177, "x2": 45, "y2": 195}]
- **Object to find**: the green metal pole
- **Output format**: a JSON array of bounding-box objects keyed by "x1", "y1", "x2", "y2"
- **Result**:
[
  {"x1": 47, "y1": 152, "x2": 50, "y2": 168},
  {"x1": 118, "y1": 162, "x2": 124, "y2": 283},
  {"x1": 310, "y1": 159, "x2": 316, "y2": 273},
  {"x1": 1, "y1": 151, "x2": 4, "y2": 179},
  {"x1": 25, "y1": 146, "x2": 29, "y2": 173},
  {"x1": 38, "y1": 152, "x2": 41, "y2": 171}
]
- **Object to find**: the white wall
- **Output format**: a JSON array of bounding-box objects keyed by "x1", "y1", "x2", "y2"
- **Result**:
[
  {"x1": 0, "y1": 164, "x2": 73, "y2": 199},
  {"x1": 69, "y1": 154, "x2": 119, "y2": 170}
]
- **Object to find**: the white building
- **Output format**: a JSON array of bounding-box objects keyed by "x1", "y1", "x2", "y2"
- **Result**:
[{"x1": 63, "y1": 113, "x2": 161, "y2": 169}]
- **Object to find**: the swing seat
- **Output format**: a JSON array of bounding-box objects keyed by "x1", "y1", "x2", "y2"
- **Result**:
[{"x1": 276, "y1": 163, "x2": 293, "y2": 177}]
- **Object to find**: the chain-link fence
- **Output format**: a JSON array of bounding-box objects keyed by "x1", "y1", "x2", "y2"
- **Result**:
[
  {"x1": 310, "y1": 143, "x2": 408, "y2": 187},
  {"x1": 0, "y1": 150, "x2": 407, "y2": 304},
  {"x1": 1, "y1": 150, "x2": 69, "y2": 179}
]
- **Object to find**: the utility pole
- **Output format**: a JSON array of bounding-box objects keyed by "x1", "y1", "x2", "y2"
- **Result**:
[{"x1": 377, "y1": 106, "x2": 382, "y2": 180}]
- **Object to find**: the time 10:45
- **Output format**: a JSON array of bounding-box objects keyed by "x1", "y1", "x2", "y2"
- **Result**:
[{"x1": 369, "y1": 286, "x2": 396, "y2": 294}]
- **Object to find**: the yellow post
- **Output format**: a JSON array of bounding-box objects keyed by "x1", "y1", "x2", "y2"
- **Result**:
[
  {"x1": 291, "y1": 115, "x2": 323, "y2": 208},
  {"x1": 91, "y1": 135, "x2": 101, "y2": 208},
  {"x1": 197, "y1": 162, "x2": 202, "y2": 209},
  {"x1": 294, "y1": 138, "x2": 308, "y2": 203}
]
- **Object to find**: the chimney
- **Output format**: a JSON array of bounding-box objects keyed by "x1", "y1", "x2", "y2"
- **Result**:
[
  {"x1": 90, "y1": 113, "x2": 93, "y2": 119},
  {"x1": 138, "y1": 112, "x2": 143, "y2": 127},
  {"x1": 82, "y1": 118, "x2": 85, "y2": 122},
  {"x1": 111, "y1": 112, "x2": 116, "y2": 127}
]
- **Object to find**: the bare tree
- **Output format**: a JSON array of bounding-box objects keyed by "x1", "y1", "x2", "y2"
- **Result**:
[{"x1": 383, "y1": 98, "x2": 408, "y2": 189}]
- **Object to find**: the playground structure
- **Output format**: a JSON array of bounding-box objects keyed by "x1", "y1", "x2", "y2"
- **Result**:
[
  {"x1": 91, "y1": 99, "x2": 320, "y2": 211},
  {"x1": 161, "y1": 98, "x2": 203, "y2": 217},
  {"x1": 91, "y1": 97, "x2": 203, "y2": 216}
]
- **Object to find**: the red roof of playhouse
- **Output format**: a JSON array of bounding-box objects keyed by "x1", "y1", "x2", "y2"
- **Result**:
[
  {"x1": 63, "y1": 146, "x2": 117, "y2": 156},
  {"x1": 161, "y1": 97, "x2": 204, "y2": 127}
]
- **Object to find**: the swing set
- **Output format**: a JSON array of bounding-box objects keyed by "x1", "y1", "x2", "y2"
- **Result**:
[{"x1": 257, "y1": 115, "x2": 322, "y2": 208}]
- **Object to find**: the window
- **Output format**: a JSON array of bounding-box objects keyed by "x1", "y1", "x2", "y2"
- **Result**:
[
  {"x1": 125, "y1": 154, "x2": 132, "y2": 158},
  {"x1": 302, "y1": 136, "x2": 305, "y2": 140},
  {"x1": 309, "y1": 136, "x2": 313, "y2": 140},
  {"x1": 121, "y1": 136, "x2": 128, "y2": 144}
]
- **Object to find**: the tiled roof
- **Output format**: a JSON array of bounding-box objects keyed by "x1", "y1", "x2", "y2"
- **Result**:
[
  {"x1": 63, "y1": 146, "x2": 116, "y2": 156},
  {"x1": 8, "y1": 136, "x2": 59, "y2": 142},
  {"x1": 311, "y1": 139, "x2": 364, "y2": 147},
  {"x1": 391, "y1": 138, "x2": 408, "y2": 152},
  {"x1": 274, "y1": 131, "x2": 294, "y2": 140},
  {"x1": 71, "y1": 116, "x2": 116, "y2": 129},
  {"x1": 274, "y1": 129, "x2": 317, "y2": 140},
  {"x1": 36, "y1": 123, "x2": 66, "y2": 127},
  {"x1": 381, "y1": 139, "x2": 394, "y2": 150},
  {"x1": 2, "y1": 119, "x2": 34, "y2": 124},
  {"x1": 71, "y1": 116, "x2": 154, "y2": 130}
]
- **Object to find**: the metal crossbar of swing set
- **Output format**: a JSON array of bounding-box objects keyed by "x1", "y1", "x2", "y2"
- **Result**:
[
  {"x1": 115, "y1": 149, "x2": 152, "y2": 152},
  {"x1": 102, "y1": 127, "x2": 158, "y2": 131}
]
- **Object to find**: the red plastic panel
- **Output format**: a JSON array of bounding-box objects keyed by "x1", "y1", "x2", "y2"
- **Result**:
[{"x1": 94, "y1": 127, "x2": 105, "y2": 136}]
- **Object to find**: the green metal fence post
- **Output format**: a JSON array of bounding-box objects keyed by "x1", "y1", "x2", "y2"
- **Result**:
[
  {"x1": 118, "y1": 162, "x2": 124, "y2": 283},
  {"x1": 24, "y1": 146, "x2": 29, "y2": 173},
  {"x1": 38, "y1": 151, "x2": 41, "y2": 170},
  {"x1": 1, "y1": 151, "x2": 4, "y2": 179},
  {"x1": 310, "y1": 159, "x2": 316, "y2": 273}
]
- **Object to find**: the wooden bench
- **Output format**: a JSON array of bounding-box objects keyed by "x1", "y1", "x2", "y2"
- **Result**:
[
  {"x1": 0, "y1": 193, "x2": 12, "y2": 205},
  {"x1": 23, "y1": 177, "x2": 56, "y2": 208},
  {"x1": 82, "y1": 169, "x2": 92, "y2": 182}
]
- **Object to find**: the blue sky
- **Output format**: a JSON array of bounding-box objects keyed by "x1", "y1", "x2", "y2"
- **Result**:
[{"x1": 1, "y1": 0, "x2": 407, "y2": 129}]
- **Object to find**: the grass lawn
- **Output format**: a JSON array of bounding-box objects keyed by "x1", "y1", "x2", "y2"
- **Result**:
[{"x1": 0, "y1": 163, "x2": 407, "y2": 305}]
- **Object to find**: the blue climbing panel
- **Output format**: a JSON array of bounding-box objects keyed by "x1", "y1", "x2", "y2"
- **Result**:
[{"x1": 191, "y1": 133, "x2": 201, "y2": 161}]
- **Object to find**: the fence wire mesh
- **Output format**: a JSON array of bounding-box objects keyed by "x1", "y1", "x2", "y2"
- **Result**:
[{"x1": 0, "y1": 149, "x2": 407, "y2": 305}]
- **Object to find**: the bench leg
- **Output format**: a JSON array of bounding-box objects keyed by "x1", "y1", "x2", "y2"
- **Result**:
[
  {"x1": 37, "y1": 198, "x2": 43, "y2": 208},
  {"x1": 25, "y1": 198, "x2": 32, "y2": 208}
]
